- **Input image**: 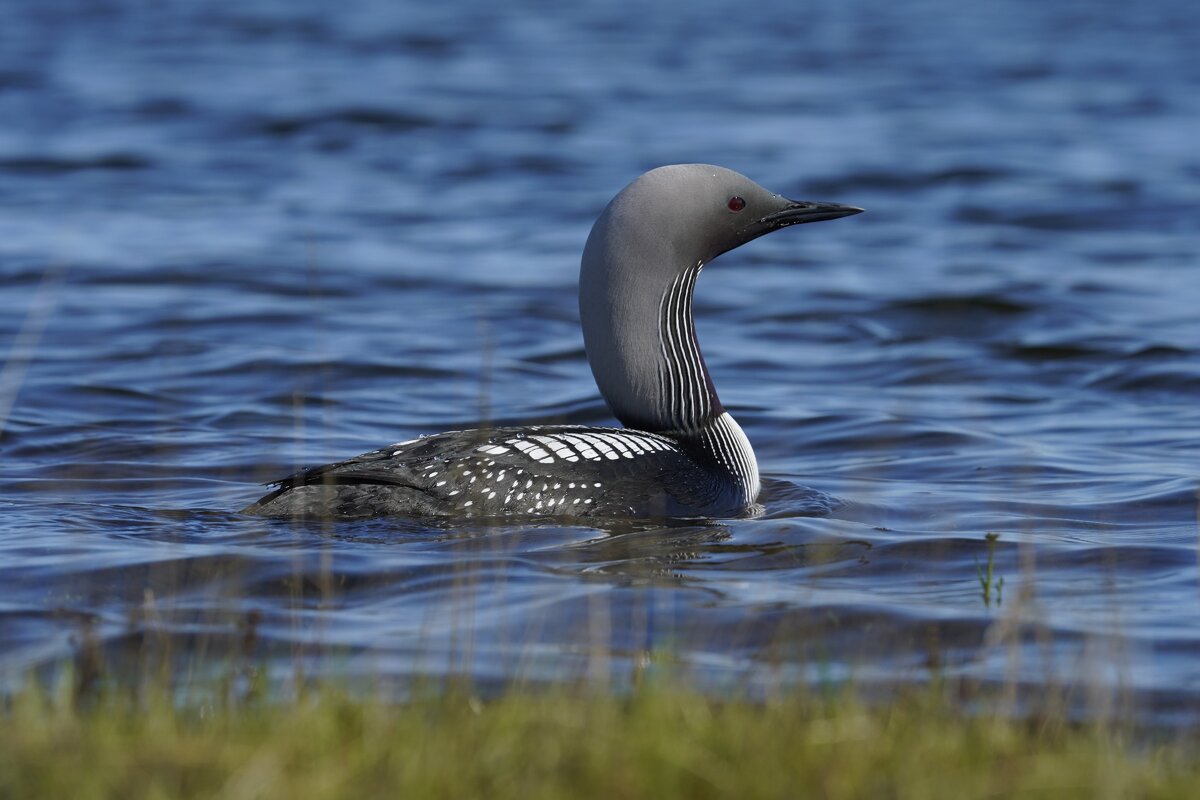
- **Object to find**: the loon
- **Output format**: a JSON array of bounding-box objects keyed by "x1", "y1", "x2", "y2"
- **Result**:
[{"x1": 243, "y1": 164, "x2": 861, "y2": 520}]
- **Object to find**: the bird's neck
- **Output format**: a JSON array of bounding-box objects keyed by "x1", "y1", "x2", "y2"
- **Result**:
[
  {"x1": 579, "y1": 260, "x2": 760, "y2": 501},
  {"x1": 580, "y1": 254, "x2": 723, "y2": 435}
]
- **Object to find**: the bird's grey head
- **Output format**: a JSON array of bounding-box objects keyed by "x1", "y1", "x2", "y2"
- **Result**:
[
  {"x1": 583, "y1": 164, "x2": 862, "y2": 276},
  {"x1": 580, "y1": 164, "x2": 862, "y2": 432}
]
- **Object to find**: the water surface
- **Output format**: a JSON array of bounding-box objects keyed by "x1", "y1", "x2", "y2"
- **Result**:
[{"x1": 1, "y1": 0, "x2": 1198, "y2": 724}]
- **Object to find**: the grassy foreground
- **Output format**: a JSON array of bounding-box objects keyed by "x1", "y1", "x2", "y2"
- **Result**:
[{"x1": 3, "y1": 681, "x2": 1198, "y2": 799}]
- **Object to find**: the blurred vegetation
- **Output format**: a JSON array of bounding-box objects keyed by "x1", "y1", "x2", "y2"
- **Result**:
[{"x1": 3, "y1": 675, "x2": 1199, "y2": 799}]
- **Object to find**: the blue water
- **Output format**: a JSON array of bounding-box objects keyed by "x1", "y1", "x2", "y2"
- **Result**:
[{"x1": 1, "y1": 0, "x2": 1198, "y2": 722}]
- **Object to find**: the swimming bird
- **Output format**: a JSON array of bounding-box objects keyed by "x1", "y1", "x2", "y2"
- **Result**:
[{"x1": 243, "y1": 164, "x2": 861, "y2": 520}]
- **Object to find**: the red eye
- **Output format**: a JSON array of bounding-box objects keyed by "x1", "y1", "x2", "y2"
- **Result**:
[{"x1": 727, "y1": 196, "x2": 746, "y2": 212}]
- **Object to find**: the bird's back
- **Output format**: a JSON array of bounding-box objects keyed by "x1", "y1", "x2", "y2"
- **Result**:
[{"x1": 243, "y1": 424, "x2": 744, "y2": 520}]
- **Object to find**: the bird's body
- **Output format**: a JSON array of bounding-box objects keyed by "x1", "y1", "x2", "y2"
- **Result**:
[
  {"x1": 244, "y1": 164, "x2": 860, "y2": 520},
  {"x1": 245, "y1": 418, "x2": 753, "y2": 519}
]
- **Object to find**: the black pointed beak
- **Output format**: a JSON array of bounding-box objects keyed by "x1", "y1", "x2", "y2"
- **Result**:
[{"x1": 761, "y1": 200, "x2": 864, "y2": 230}]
